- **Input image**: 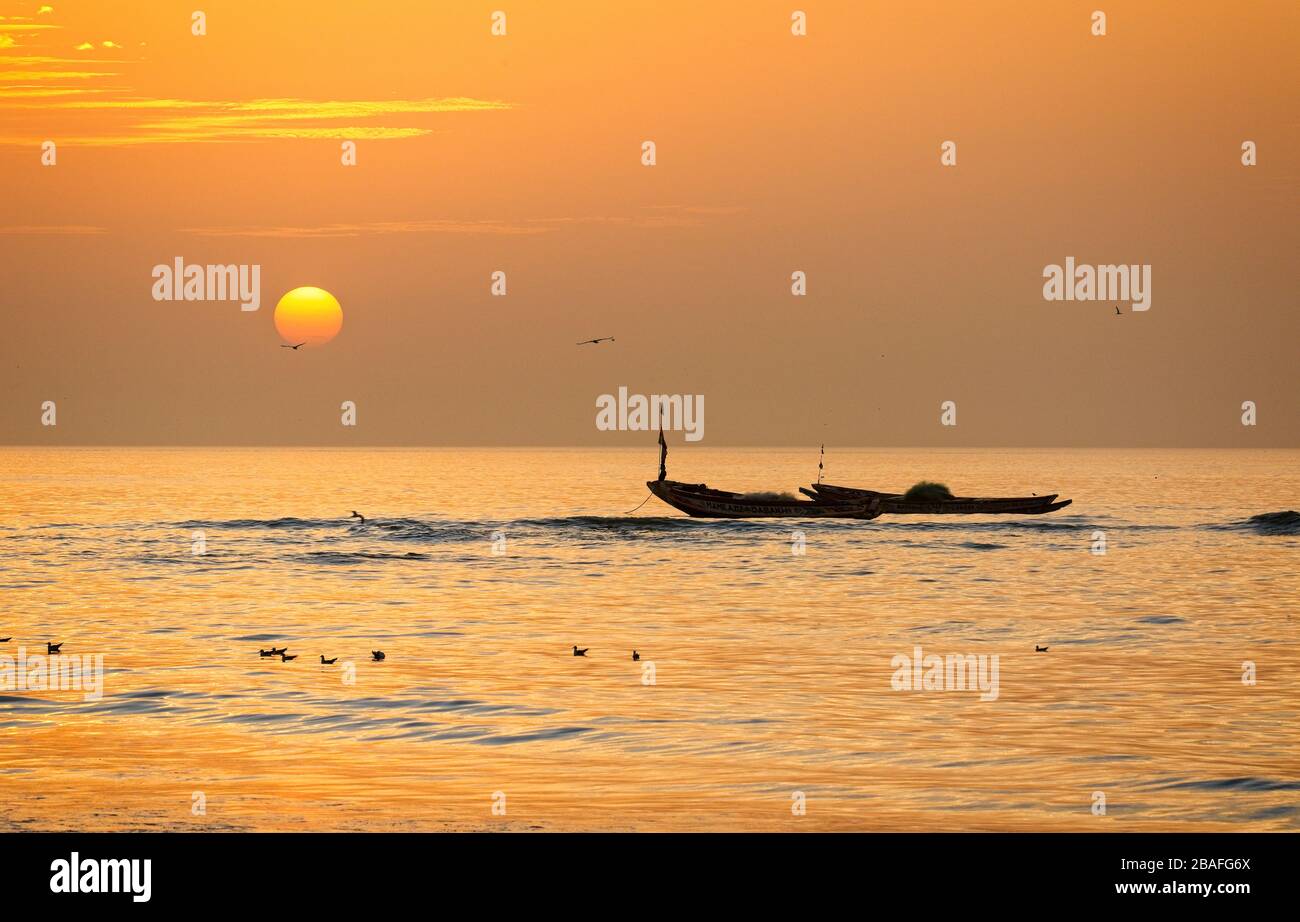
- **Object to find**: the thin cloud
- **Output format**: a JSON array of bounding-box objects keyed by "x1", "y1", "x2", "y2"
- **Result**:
[
  {"x1": 0, "y1": 70, "x2": 117, "y2": 80},
  {"x1": 2, "y1": 14, "x2": 511, "y2": 147},
  {"x1": 0, "y1": 95, "x2": 513, "y2": 146},
  {"x1": 0, "y1": 86, "x2": 114, "y2": 98},
  {"x1": 179, "y1": 220, "x2": 549, "y2": 239},
  {"x1": 178, "y1": 211, "x2": 725, "y2": 238},
  {"x1": 57, "y1": 96, "x2": 508, "y2": 115},
  {"x1": 0, "y1": 225, "x2": 106, "y2": 235},
  {"x1": 3, "y1": 55, "x2": 130, "y2": 64},
  {"x1": 645, "y1": 204, "x2": 747, "y2": 216}
]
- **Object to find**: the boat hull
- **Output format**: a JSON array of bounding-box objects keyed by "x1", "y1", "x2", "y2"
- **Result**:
[
  {"x1": 805, "y1": 483, "x2": 1071, "y2": 515},
  {"x1": 648, "y1": 480, "x2": 881, "y2": 519}
]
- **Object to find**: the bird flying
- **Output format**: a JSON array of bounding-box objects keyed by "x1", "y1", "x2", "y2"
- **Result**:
[
  {"x1": 576, "y1": 337, "x2": 614, "y2": 345},
  {"x1": 281, "y1": 342, "x2": 307, "y2": 350}
]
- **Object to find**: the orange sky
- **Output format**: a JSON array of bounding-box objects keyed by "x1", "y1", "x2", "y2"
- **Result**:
[{"x1": 1, "y1": 0, "x2": 1296, "y2": 446}]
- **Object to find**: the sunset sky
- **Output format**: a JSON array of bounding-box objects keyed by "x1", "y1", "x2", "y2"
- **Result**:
[{"x1": 1, "y1": 0, "x2": 1296, "y2": 446}]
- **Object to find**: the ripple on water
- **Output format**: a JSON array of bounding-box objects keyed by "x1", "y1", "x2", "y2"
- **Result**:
[
  {"x1": 1148, "y1": 776, "x2": 1300, "y2": 793},
  {"x1": 474, "y1": 726, "x2": 594, "y2": 746},
  {"x1": 293, "y1": 551, "x2": 430, "y2": 564}
]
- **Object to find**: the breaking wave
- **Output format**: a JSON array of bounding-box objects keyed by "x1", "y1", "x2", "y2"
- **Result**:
[{"x1": 1206, "y1": 511, "x2": 1300, "y2": 536}]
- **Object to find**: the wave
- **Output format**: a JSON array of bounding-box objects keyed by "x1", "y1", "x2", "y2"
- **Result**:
[
  {"x1": 176, "y1": 517, "x2": 337, "y2": 530},
  {"x1": 1148, "y1": 776, "x2": 1300, "y2": 793},
  {"x1": 293, "y1": 550, "x2": 430, "y2": 564},
  {"x1": 174, "y1": 516, "x2": 487, "y2": 543},
  {"x1": 112, "y1": 510, "x2": 1300, "y2": 550},
  {"x1": 515, "y1": 515, "x2": 790, "y2": 536},
  {"x1": 9, "y1": 685, "x2": 602, "y2": 750},
  {"x1": 368, "y1": 519, "x2": 487, "y2": 543},
  {"x1": 1205, "y1": 511, "x2": 1300, "y2": 536}
]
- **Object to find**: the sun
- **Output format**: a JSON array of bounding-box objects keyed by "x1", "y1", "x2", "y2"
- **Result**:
[{"x1": 274, "y1": 287, "x2": 343, "y2": 347}]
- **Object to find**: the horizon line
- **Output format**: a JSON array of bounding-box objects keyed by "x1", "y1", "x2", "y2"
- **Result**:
[{"x1": 1, "y1": 444, "x2": 1294, "y2": 451}]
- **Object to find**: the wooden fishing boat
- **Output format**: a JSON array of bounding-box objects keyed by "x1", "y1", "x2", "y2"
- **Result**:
[
  {"x1": 802, "y1": 483, "x2": 1071, "y2": 515},
  {"x1": 648, "y1": 479, "x2": 882, "y2": 519}
]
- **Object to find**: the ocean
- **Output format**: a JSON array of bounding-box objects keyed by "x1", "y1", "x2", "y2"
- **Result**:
[{"x1": 0, "y1": 446, "x2": 1296, "y2": 831}]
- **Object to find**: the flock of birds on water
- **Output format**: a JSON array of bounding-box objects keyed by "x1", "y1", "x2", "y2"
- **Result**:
[
  {"x1": 246, "y1": 643, "x2": 643, "y2": 664},
  {"x1": 0, "y1": 638, "x2": 643, "y2": 662},
  {"x1": 0, "y1": 634, "x2": 1046, "y2": 668},
  {"x1": 254, "y1": 646, "x2": 385, "y2": 664}
]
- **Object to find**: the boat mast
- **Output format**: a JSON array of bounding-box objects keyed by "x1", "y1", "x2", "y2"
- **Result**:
[{"x1": 657, "y1": 411, "x2": 668, "y2": 482}]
